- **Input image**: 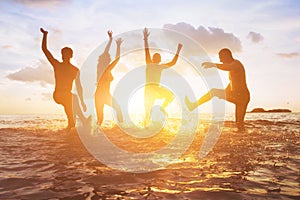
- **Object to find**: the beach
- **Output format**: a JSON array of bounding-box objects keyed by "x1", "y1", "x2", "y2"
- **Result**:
[{"x1": 0, "y1": 113, "x2": 299, "y2": 199}]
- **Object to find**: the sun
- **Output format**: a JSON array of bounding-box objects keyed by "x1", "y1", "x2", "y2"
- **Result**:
[
  {"x1": 126, "y1": 85, "x2": 185, "y2": 127},
  {"x1": 127, "y1": 86, "x2": 145, "y2": 125}
]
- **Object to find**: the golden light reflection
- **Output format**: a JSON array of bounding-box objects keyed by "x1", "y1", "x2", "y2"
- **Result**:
[
  {"x1": 150, "y1": 186, "x2": 182, "y2": 194},
  {"x1": 127, "y1": 86, "x2": 183, "y2": 127},
  {"x1": 103, "y1": 125, "x2": 177, "y2": 153}
]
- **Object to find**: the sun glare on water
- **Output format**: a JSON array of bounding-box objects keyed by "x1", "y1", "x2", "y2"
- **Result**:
[{"x1": 127, "y1": 86, "x2": 183, "y2": 128}]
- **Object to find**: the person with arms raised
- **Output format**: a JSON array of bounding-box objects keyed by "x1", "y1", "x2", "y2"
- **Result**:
[
  {"x1": 40, "y1": 28, "x2": 90, "y2": 131},
  {"x1": 94, "y1": 31, "x2": 123, "y2": 126},
  {"x1": 143, "y1": 28, "x2": 182, "y2": 127}
]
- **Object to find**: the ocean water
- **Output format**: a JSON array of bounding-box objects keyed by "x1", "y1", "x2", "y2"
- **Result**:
[{"x1": 0, "y1": 113, "x2": 299, "y2": 199}]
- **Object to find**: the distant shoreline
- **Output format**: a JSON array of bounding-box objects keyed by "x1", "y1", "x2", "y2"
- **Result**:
[{"x1": 249, "y1": 108, "x2": 292, "y2": 113}]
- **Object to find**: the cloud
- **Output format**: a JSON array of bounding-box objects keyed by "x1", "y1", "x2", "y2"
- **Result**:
[
  {"x1": 6, "y1": 60, "x2": 54, "y2": 86},
  {"x1": 247, "y1": 31, "x2": 264, "y2": 43},
  {"x1": 41, "y1": 93, "x2": 52, "y2": 101},
  {"x1": 13, "y1": 0, "x2": 69, "y2": 8},
  {"x1": 163, "y1": 22, "x2": 242, "y2": 53},
  {"x1": 276, "y1": 52, "x2": 300, "y2": 58},
  {"x1": 2, "y1": 45, "x2": 13, "y2": 49}
]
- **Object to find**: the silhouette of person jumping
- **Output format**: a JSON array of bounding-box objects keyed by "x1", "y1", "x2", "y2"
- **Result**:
[
  {"x1": 143, "y1": 28, "x2": 182, "y2": 127},
  {"x1": 40, "y1": 28, "x2": 89, "y2": 131},
  {"x1": 94, "y1": 31, "x2": 123, "y2": 126},
  {"x1": 185, "y1": 48, "x2": 250, "y2": 131}
]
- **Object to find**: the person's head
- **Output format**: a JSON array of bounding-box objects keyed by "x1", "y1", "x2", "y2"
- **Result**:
[
  {"x1": 61, "y1": 47, "x2": 73, "y2": 62},
  {"x1": 218, "y1": 48, "x2": 234, "y2": 64},
  {"x1": 152, "y1": 53, "x2": 161, "y2": 64}
]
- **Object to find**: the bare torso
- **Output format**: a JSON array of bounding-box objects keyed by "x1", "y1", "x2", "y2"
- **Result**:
[
  {"x1": 228, "y1": 59, "x2": 249, "y2": 93},
  {"x1": 146, "y1": 63, "x2": 164, "y2": 85},
  {"x1": 54, "y1": 62, "x2": 78, "y2": 92}
]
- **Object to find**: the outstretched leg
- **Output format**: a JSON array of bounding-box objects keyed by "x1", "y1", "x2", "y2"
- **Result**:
[{"x1": 185, "y1": 88, "x2": 225, "y2": 111}]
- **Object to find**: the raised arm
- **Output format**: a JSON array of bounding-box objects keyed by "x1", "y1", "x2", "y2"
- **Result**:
[
  {"x1": 75, "y1": 71, "x2": 87, "y2": 112},
  {"x1": 103, "y1": 30, "x2": 113, "y2": 54},
  {"x1": 143, "y1": 28, "x2": 152, "y2": 64},
  {"x1": 162, "y1": 43, "x2": 183, "y2": 68},
  {"x1": 106, "y1": 38, "x2": 123, "y2": 71},
  {"x1": 40, "y1": 28, "x2": 58, "y2": 66}
]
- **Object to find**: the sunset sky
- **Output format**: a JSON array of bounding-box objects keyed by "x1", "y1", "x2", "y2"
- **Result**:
[{"x1": 0, "y1": 0, "x2": 299, "y2": 114}]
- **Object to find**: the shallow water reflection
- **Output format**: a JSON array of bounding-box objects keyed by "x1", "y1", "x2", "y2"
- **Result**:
[{"x1": 0, "y1": 114, "x2": 299, "y2": 199}]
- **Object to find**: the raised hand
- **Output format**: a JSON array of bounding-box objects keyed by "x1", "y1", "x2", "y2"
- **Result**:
[
  {"x1": 202, "y1": 62, "x2": 216, "y2": 68},
  {"x1": 177, "y1": 43, "x2": 183, "y2": 53},
  {"x1": 143, "y1": 28, "x2": 150, "y2": 40},
  {"x1": 107, "y1": 30, "x2": 113, "y2": 39},
  {"x1": 115, "y1": 38, "x2": 123, "y2": 46},
  {"x1": 178, "y1": 43, "x2": 183, "y2": 50},
  {"x1": 40, "y1": 28, "x2": 48, "y2": 34}
]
